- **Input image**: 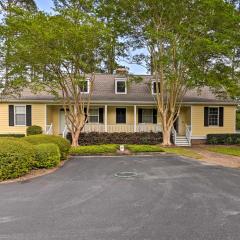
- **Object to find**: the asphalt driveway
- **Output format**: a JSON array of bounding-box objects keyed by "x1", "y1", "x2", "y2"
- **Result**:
[{"x1": 1, "y1": 154, "x2": 240, "y2": 240}]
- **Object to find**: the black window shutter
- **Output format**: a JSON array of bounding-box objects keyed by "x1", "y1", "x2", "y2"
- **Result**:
[
  {"x1": 138, "y1": 108, "x2": 142, "y2": 123},
  {"x1": 219, "y1": 107, "x2": 224, "y2": 127},
  {"x1": 153, "y1": 109, "x2": 157, "y2": 124},
  {"x1": 204, "y1": 107, "x2": 209, "y2": 127},
  {"x1": 99, "y1": 108, "x2": 104, "y2": 123},
  {"x1": 26, "y1": 105, "x2": 32, "y2": 126},
  {"x1": 9, "y1": 105, "x2": 14, "y2": 126}
]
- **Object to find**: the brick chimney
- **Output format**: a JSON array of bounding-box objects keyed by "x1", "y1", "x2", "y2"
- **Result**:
[{"x1": 115, "y1": 67, "x2": 129, "y2": 75}]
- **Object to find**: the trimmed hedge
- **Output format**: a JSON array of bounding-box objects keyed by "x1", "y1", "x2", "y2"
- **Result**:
[
  {"x1": 70, "y1": 144, "x2": 119, "y2": 155},
  {"x1": 207, "y1": 134, "x2": 240, "y2": 145},
  {"x1": 23, "y1": 135, "x2": 71, "y2": 160},
  {"x1": 0, "y1": 134, "x2": 25, "y2": 138},
  {"x1": 34, "y1": 143, "x2": 61, "y2": 168},
  {"x1": 67, "y1": 132, "x2": 163, "y2": 145},
  {"x1": 0, "y1": 138, "x2": 35, "y2": 180},
  {"x1": 27, "y1": 125, "x2": 43, "y2": 136}
]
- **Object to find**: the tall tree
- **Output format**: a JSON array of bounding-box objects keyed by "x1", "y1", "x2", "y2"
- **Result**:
[
  {"x1": 124, "y1": 0, "x2": 240, "y2": 145},
  {"x1": 0, "y1": 0, "x2": 37, "y2": 85},
  {"x1": 2, "y1": 7, "x2": 109, "y2": 146}
]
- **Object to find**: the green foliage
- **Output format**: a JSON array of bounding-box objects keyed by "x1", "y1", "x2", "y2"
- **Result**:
[
  {"x1": 67, "y1": 132, "x2": 163, "y2": 145},
  {"x1": 207, "y1": 134, "x2": 240, "y2": 144},
  {"x1": 0, "y1": 138, "x2": 35, "y2": 181},
  {"x1": 27, "y1": 125, "x2": 43, "y2": 136},
  {"x1": 34, "y1": 143, "x2": 61, "y2": 169},
  {"x1": 70, "y1": 144, "x2": 119, "y2": 155},
  {"x1": 0, "y1": 134, "x2": 25, "y2": 138},
  {"x1": 23, "y1": 135, "x2": 71, "y2": 160},
  {"x1": 207, "y1": 146, "x2": 240, "y2": 157},
  {"x1": 126, "y1": 145, "x2": 164, "y2": 152},
  {"x1": 163, "y1": 147, "x2": 203, "y2": 159}
]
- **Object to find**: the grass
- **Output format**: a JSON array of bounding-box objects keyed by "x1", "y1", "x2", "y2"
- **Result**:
[
  {"x1": 163, "y1": 147, "x2": 203, "y2": 159},
  {"x1": 70, "y1": 144, "x2": 119, "y2": 155},
  {"x1": 126, "y1": 144, "x2": 164, "y2": 153},
  {"x1": 207, "y1": 145, "x2": 240, "y2": 157}
]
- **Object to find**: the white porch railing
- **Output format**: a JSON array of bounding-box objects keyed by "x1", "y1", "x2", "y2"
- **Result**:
[
  {"x1": 185, "y1": 125, "x2": 192, "y2": 146},
  {"x1": 171, "y1": 126, "x2": 177, "y2": 144},
  {"x1": 62, "y1": 125, "x2": 68, "y2": 138},
  {"x1": 45, "y1": 123, "x2": 53, "y2": 135},
  {"x1": 137, "y1": 124, "x2": 161, "y2": 133},
  {"x1": 82, "y1": 124, "x2": 105, "y2": 133},
  {"x1": 61, "y1": 123, "x2": 162, "y2": 136}
]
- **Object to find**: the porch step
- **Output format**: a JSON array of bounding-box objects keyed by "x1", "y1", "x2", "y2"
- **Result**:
[{"x1": 175, "y1": 136, "x2": 191, "y2": 146}]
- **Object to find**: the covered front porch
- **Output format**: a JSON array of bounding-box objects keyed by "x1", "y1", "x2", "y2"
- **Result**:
[{"x1": 45, "y1": 105, "x2": 192, "y2": 144}]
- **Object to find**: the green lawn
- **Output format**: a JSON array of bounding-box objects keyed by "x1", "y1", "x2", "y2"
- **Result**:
[
  {"x1": 70, "y1": 144, "x2": 119, "y2": 155},
  {"x1": 126, "y1": 144, "x2": 164, "y2": 153},
  {"x1": 163, "y1": 147, "x2": 203, "y2": 159},
  {"x1": 207, "y1": 146, "x2": 240, "y2": 157}
]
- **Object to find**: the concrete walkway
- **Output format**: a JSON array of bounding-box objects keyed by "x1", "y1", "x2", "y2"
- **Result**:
[{"x1": 191, "y1": 146, "x2": 240, "y2": 168}]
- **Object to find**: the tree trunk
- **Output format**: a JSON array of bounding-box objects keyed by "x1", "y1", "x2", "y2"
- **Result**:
[
  {"x1": 162, "y1": 127, "x2": 172, "y2": 146},
  {"x1": 71, "y1": 130, "x2": 80, "y2": 147}
]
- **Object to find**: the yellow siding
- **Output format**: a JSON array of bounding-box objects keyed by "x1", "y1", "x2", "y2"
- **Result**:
[
  {"x1": 192, "y1": 105, "x2": 236, "y2": 137},
  {"x1": 0, "y1": 103, "x2": 46, "y2": 135},
  {"x1": 51, "y1": 106, "x2": 61, "y2": 135},
  {"x1": 178, "y1": 107, "x2": 191, "y2": 135}
]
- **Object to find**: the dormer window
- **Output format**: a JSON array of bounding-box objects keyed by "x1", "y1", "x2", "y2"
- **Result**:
[
  {"x1": 115, "y1": 78, "x2": 127, "y2": 94},
  {"x1": 152, "y1": 81, "x2": 160, "y2": 94},
  {"x1": 79, "y1": 79, "x2": 90, "y2": 93}
]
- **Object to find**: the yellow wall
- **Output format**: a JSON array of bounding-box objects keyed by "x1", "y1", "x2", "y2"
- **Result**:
[
  {"x1": 178, "y1": 107, "x2": 191, "y2": 135},
  {"x1": 0, "y1": 103, "x2": 46, "y2": 135},
  {"x1": 47, "y1": 105, "x2": 60, "y2": 135},
  {"x1": 191, "y1": 105, "x2": 236, "y2": 137}
]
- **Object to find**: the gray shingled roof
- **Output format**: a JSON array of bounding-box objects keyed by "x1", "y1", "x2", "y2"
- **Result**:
[{"x1": 3, "y1": 74, "x2": 237, "y2": 105}]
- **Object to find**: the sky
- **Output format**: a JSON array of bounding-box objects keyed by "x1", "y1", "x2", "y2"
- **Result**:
[{"x1": 35, "y1": 0, "x2": 147, "y2": 75}]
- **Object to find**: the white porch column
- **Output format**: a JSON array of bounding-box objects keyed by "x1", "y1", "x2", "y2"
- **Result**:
[
  {"x1": 104, "y1": 105, "x2": 108, "y2": 132},
  {"x1": 134, "y1": 105, "x2": 137, "y2": 132}
]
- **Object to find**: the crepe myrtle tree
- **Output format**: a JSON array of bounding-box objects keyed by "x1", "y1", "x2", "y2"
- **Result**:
[
  {"x1": 2, "y1": 7, "x2": 110, "y2": 146},
  {"x1": 124, "y1": 0, "x2": 240, "y2": 145}
]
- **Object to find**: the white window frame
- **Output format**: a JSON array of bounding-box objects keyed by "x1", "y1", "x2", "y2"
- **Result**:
[
  {"x1": 142, "y1": 109, "x2": 154, "y2": 123},
  {"x1": 115, "y1": 78, "x2": 127, "y2": 94},
  {"x1": 88, "y1": 108, "x2": 99, "y2": 123},
  {"x1": 151, "y1": 80, "x2": 160, "y2": 95},
  {"x1": 80, "y1": 79, "x2": 90, "y2": 94},
  {"x1": 14, "y1": 105, "x2": 26, "y2": 126},
  {"x1": 208, "y1": 107, "x2": 219, "y2": 126}
]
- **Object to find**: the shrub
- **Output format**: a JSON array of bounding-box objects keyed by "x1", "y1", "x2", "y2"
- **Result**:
[
  {"x1": 207, "y1": 134, "x2": 240, "y2": 145},
  {"x1": 0, "y1": 134, "x2": 25, "y2": 138},
  {"x1": 67, "y1": 132, "x2": 164, "y2": 145},
  {"x1": 23, "y1": 135, "x2": 71, "y2": 160},
  {"x1": 0, "y1": 138, "x2": 35, "y2": 181},
  {"x1": 27, "y1": 125, "x2": 43, "y2": 136},
  {"x1": 70, "y1": 144, "x2": 119, "y2": 155},
  {"x1": 34, "y1": 143, "x2": 60, "y2": 168}
]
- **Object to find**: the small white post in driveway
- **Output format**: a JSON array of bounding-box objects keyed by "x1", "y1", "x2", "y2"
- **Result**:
[
  {"x1": 134, "y1": 105, "x2": 137, "y2": 132},
  {"x1": 105, "y1": 105, "x2": 108, "y2": 132}
]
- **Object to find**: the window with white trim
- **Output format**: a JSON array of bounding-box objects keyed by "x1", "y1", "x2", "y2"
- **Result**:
[
  {"x1": 115, "y1": 79, "x2": 127, "y2": 94},
  {"x1": 88, "y1": 108, "x2": 99, "y2": 123},
  {"x1": 208, "y1": 107, "x2": 219, "y2": 126},
  {"x1": 142, "y1": 109, "x2": 153, "y2": 123},
  {"x1": 152, "y1": 81, "x2": 160, "y2": 94},
  {"x1": 79, "y1": 80, "x2": 89, "y2": 93},
  {"x1": 15, "y1": 106, "x2": 26, "y2": 126}
]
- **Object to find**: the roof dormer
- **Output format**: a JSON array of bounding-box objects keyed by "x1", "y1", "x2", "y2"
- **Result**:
[{"x1": 115, "y1": 78, "x2": 127, "y2": 94}]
